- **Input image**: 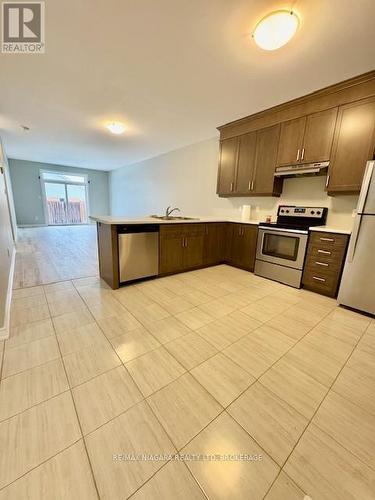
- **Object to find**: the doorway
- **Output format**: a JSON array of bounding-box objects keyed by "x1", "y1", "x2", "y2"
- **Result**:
[{"x1": 41, "y1": 171, "x2": 89, "y2": 225}]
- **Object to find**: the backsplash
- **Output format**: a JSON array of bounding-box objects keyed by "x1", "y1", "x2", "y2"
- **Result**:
[{"x1": 230, "y1": 176, "x2": 358, "y2": 229}]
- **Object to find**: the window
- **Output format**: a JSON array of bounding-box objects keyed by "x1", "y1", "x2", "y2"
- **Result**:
[{"x1": 40, "y1": 170, "x2": 89, "y2": 225}]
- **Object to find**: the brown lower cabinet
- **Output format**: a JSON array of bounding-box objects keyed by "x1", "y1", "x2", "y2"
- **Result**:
[
  {"x1": 226, "y1": 223, "x2": 258, "y2": 271},
  {"x1": 302, "y1": 231, "x2": 349, "y2": 297},
  {"x1": 203, "y1": 223, "x2": 226, "y2": 265},
  {"x1": 159, "y1": 224, "x2": 205, "y2": 274},
  {"x1": 159, "y1": 222, "x2": 258, "y2": 275}
]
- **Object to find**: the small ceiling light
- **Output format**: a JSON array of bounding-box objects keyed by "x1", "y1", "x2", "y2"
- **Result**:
[
  {"x1": 253, "y1": 10, "x2": 300, "y2": 51},
  {"x1": 106, "y1": 121, "x2": 126, "y2": 135}
]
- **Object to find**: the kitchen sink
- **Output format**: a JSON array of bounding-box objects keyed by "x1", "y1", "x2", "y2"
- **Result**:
[{"x1": 150, "y1": 215, "x2": 200, "y2": 221}]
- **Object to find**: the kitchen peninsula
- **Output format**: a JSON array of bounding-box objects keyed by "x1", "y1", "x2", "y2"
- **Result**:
[{"x1": 92, "y1": 216, "x2": 259, "y2": 289}]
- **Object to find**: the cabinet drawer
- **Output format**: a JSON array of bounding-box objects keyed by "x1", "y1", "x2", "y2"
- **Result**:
[
  {"x1": 305, "y1": 244, "x2": 347, "y2": 270},
  {"x1": 304, "y1": 258, "x2": 340, "y2": 274},
  {"x1": 302, "y1": 268, "x2": 339, "y2": 297},
  {"x1": 309, "y1": 231, "x2": 348, "y2": 248}
]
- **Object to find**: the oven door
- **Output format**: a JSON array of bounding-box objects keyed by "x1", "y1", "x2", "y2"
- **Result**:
[{"x1": 256, "y1": 228, "x2": 308, "y2": 270}]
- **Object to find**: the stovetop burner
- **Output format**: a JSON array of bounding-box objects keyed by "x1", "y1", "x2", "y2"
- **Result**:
[{"x1": 260, "y1": 205, "x2": 328, "y2": 231}]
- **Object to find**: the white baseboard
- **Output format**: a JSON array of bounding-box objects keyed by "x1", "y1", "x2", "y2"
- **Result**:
[
  {"x1": 17, "y1": 224, "x2": 47, "y2": 228},
  {"x1": 0, "y1": 246, "x2": 16, "y2": 340}
]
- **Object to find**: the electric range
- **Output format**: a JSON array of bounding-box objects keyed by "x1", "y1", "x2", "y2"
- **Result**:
[{"x1": 254, "y1": 205, "x2": 328, "y2": 288}]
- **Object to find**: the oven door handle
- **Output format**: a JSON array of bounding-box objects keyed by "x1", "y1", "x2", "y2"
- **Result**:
[{"x1": 258, "y1": 226, "x2": 308, "y2": 235}]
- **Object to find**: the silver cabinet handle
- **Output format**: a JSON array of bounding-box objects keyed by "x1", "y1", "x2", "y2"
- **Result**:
[
  {"x1": 296, "y1": 149, "x2": 300, "y2": 162},
  {"x1": 301, "y1": 148, "x2": 305, "y2": 160},
  {"x1": 248, "y1": 181, "x2": 251, "y2": 190},
  {"x1": 230, "y1": 182, "x2": 234, "y2": 192},
  {"x1": 315, "y1": 261, "x2": 329, "y2": 267},
  {"x1": 320, "y1": 237, "x2": 334, "y2": 242},
  {"x1": 251, "y1": 180, "x2": 254, "y2": 191},
  {"x1": 318, "y1": 249, "x2": 331, "y2": 255},
  {"x1": 325, "y1": 174, "x2": 330, "y2": 188},
  {"x1": 313, "y1": 276, "x2": 326, "y2": 282}
]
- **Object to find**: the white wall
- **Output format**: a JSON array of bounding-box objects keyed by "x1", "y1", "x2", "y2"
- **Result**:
[
  {"x1": 0, "y1": 139, "x2": 16, "y2": 339},
  {"x1": 110, "y1": 137, "x2": 358, "y2": 230}
]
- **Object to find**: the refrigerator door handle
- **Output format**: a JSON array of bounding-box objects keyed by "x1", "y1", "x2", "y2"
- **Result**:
[
  {"x1": 357, "y1": 161, "x2": 374, "y2": 214},
  {"x1": 347, "y1": 215, "x2": 362, "y2": 263}
]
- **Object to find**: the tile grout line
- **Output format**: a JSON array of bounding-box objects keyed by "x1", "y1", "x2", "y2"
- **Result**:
[
  {"x1": 44, "y1": 291, "x2": 102, "y2": 500},
  {"x1": 0, "y1": 387, "x2": 71, "y2": 425},
  {"x1": 72, "y1": 276, "x2": 243, "y2": 499},
  {"x1": 260, "y1": 310, "x2": 374, "y2": 499},
  {"x1": 1, "y1": 353, "x2": 62, "y2": 381},
  {"x1": 3, "y1": 268, "x2": 369, "y2": 498},
  {"x1": 72, "y1": 280, "x2": 206, "y2": 498},
  {"x1": 0, "y1": 438, "x2": 84, "y2": 493}
]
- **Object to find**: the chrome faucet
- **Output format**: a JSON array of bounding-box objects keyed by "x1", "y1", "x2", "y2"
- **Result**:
[{"x1": 165, "y1": 206, "x2": 181, "y2": 217}]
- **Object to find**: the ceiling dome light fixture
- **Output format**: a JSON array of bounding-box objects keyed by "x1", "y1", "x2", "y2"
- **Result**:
[
  {"x1": 106, "y1": 121, "x2": 126, "y2": 135},
  {"x1": 253, "y1": 10, "x2": 300, "y2": 51}
]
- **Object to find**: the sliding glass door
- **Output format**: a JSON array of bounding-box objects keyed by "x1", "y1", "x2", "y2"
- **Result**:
[{"x1": 41, "y1": 171, "x2": 89, "y2": 225}]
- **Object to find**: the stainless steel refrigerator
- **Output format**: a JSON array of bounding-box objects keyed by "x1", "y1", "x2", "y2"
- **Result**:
[{"x1": 338, "y1": 160, "x2": 375, "y2": 315}]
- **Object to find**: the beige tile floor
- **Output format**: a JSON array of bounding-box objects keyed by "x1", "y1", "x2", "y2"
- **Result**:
[{"x1": 1, "y1": 264, "x2": 374, "y2": 499}]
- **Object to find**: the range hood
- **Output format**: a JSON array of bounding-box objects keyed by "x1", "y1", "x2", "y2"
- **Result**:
[{"x1": 274, "y1": 161, "x2": 329, "y2": 178}]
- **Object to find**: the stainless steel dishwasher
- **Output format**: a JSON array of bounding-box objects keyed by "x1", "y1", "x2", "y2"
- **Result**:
[{"x1": 118, "y1": 225, "x2": 159, "y2": 283}]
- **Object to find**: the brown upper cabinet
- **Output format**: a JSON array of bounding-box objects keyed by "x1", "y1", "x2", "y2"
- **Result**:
[
  {"x1": 303, "y1": 108, "x2": 338, "y2": 163},
  {"x1": 217, "y1": 137, "x2": 239, "y2": 195},
  {"x1": 217, "y1": 71, "x2": 375, "y2": 197},
  {"x1": 217, "y1": 124, "x2": 282, "y2": 197},
  {"x1": 327, "y1": 97, "x2": 375, "y2": 194},
  {"x1": 276, "y1": 116, "x2": 306, "y2": 166},
  {"x1": 276, "y1": 108, "x2": 337, "y2": 166},
  {"x1": 236, "y1": 131, "x2": 257, "y2": 193},
  {"x1": 252, "y1": 124, "x2": 282, "y2": 196}
]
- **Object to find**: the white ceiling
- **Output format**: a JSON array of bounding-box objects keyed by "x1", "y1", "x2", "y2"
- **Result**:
[{"x1": 1, "y1": 0, "x2": 375, "y2": 171}]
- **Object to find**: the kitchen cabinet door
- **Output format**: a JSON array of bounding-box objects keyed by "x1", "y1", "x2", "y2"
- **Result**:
[
  {"x1": 217, "y1": 137, "x2": 239, "y2": 195},
  {"x1": 181, "y1": 224, "x2": 205, "y2": 270},
  {"x1": 302, "y1": 108, "x2": 338, "y2": 163},
  {"x1": 204, "y1": 223, "x2": 225, "y2": 265},
  {"x1": 184, "y1": 234, "x2": 205, "y2": 270},
  {"x1": 241, "y1": 225, "x2": 258, "y2": 271},
  {"x1": 276, "y1": 117, "x2": 306, "y2": 166},
  {"x1": 252, "y1": 124, "x2": 282, "y2": 196},
  {"x1": 327, "y1": 97, "x2": 375, "y2": 194},
  {"x1": 159, "y1": 227, "x2": 184, "y2": 274},
  {"x1": 228, "y1": 224, "x2": 244, "y2": 267},
  {"x1": 227, "y1": 224, "x2": 258, "y2": 271},
  {"x1": 235, "y1": 132, "x2": 257, "y2": 193}
]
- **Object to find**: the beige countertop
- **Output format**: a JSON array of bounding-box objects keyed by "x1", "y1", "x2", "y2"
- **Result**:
[
  {"x1": 309, "y1": 225, "x2": 352, "y2": 235},
  {"x1": 90, "y1": 216, "x2": 352, "y2": 234},
  {"x1": 90, "y1": 215, "x2": 260, "y2": 225}
]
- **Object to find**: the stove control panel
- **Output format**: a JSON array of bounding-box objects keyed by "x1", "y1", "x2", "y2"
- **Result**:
[{"x1": 277, "y1": 206, "x2": 326, "y2": 218}]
